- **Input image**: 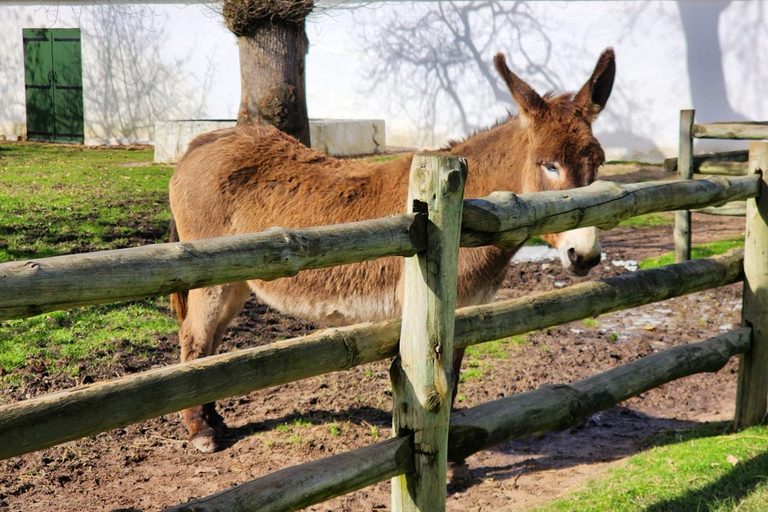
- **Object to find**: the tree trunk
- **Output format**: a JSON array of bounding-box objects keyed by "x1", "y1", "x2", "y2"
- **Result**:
[
  {"x1": 236, "y1": 22, "x2": 310, "y2": 145},
  {"x1": 222, "y1": 0, "x2": 313, "y2": 146}
]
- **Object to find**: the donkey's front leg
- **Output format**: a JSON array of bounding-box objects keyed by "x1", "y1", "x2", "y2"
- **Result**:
[{"x1": 178, "y1": 284, "x2": 250, "y2": 453}]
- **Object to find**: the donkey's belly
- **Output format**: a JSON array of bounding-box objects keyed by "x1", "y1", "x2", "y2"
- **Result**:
[
  {"x1": 247, "y1": 258, "x2": 403, "y2": 326},
  {"x1": 246, "y1": 246, "x2": 513, "y2": 327},
  {"x1": 250, "y1": 281, "x2": 400, "y2": 326}
]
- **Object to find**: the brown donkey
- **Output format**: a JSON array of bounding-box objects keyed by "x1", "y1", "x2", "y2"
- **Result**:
[{"x1": 169, "y1": 49, "x2": 616, "y2": 453}]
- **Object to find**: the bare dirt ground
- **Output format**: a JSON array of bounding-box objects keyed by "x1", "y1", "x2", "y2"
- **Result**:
[{"x1": 0, "y1": 166, "x2": 749, "y2": 512}]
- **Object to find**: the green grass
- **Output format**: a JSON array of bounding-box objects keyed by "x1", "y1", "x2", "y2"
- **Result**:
[
  {"x1": 368, "y1": 154, "x2": 401, "y2": 163},
  {"x1": 0, "y1": 142, "x2": 175, "y2": 380},
  {"x1": 0, "y1": 142, "x2": 172, "y2": 262},
  {"x1": 534, "y1": 424, "x2": 768, "y2": 512},
  {"x1": 619, "y1": 212, "x2": 674, "y2": 228},
  {"x1": 605, "y1": 160, "x2": 663, "y2": 167},
  {"x1": 0, "y1": 299, "x2": 177, "y2": 381},
  {"x1": 639, "y1": 238, "x2": 745, "y2": 270},
  {"x1": 466, "y1": 334, "x2": 529, "y2": 360}
]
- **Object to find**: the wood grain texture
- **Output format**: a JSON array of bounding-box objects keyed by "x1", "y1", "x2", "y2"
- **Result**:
[
  {"x1": 449, "y1": 328, "x2": 751, "y2": 461},
  {"x1": 391, "y1": 154, "x2": 466, "y2": 512},
  {"x1": 735, "y1": 142, "x2": 768, "y2": 429},
  {"x1": 161, "y1": 328, "x2": 750, "y2": 512},
  {"x1": 663, "y1": 149, "x2": 749, "y2": 173},
  {"x1": 1, "y1": 174, "x2": 757, "y2": 322},
  {"x1": 0, "y1": 250, "x2": 744, "y2": 461},
  {"x1": 694, "y1": 200, "x2": 747, "y2": 217},
  {"x1": 698, "y1": 161, "x2": 749, "y2": 176},
  {"x1": 461, "y1": 175, "x2": 759, "y2": 249},
  {"x1": 675, "y1": 109, "x2": 695, "y2": 262},
  {"x1": 0, "y1": 213, "x2": 425, "y2": 321},
  {"x1": 692, "y1": 122, "x2": 768, "y2": 140},
  {"x1": 164, "y1": 436, "x2": 414, "y2": 512}
]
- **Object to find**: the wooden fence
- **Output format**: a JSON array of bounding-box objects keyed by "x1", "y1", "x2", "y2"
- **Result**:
[
  {"x1": 1, "y1": 143, "x2": 767, "y2": 511},
  {"x1": 673, "y1": 110, "x2": 768, "y2": 262}
]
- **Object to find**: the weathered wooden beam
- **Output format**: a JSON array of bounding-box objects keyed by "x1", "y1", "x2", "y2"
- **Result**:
[
  {"x1": 694, "y1": 201, "x2": 747, "y2": 217},
  {"x1": 460, "y1": 174, "x2": 760, "y2": 249},
  {"x1": 0, "y1": 214, "x2": 426, "y2": 321},
  {"x1": 698, "y1": 161, "x2": 748, "y2": 176},
  {"x1": 675, "y1": 110, "x2": 695, "y2": 262},
  {"x1": 163, "y1": 436, "x2": 414, "y2": 512},
  {"x1": 391, "y1": 154, "x2": 466, "y2": 511},
  {"x1": 692, "y1": 122, "x2": 768, "y2": 140},
  {"x1": 449, "y1": 327, "x2": 751, "y2": 461},
  {"x1": 0, "y1": 174, "x2": 757, "y2": 322},
  {"x1": 663, "y1": 149, "x2": 749, "y2": 173},
  {"x1": 163, "y1": 327, "x2": 751, "y2": 512},
  {"x1": 735, "y1": 142, "x2": 768, "y2": 429},
  {"x1": 453, "y1": 249, "x2": 744, "y2": 349},
  {"x1": 0, "y1": 250, "x2": 743, "y2": 461}
]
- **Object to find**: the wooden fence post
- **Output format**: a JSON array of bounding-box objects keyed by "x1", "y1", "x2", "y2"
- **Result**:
[
  {"x1": 391, "y1": 154, "x2": 467, "y2": 512},
  {"x1": 734, "y1": 141, "x2": 768, "y2": 429},
  {"x1": 675, "y1": 109, "x2": 695, "y2": 262}
]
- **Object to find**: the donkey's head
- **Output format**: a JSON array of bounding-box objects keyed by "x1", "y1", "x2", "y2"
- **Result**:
[{"x1": 495, "y1": 48, "x2": 615, "y2": 276}]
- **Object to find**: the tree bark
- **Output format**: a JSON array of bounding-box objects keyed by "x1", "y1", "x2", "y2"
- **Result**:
[
  {"x1": 236, "y1": 22, "x2": 310, "y2": 145},
  {"x1": 222, "y1": 0, "x2": 313, "y2": 145}
]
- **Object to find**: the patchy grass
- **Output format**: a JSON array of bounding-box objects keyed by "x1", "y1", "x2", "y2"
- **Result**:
[
  {"x1": 638, "y1": 239, "x2": 745, "y2": 270},
  {"x1": 0, "y1": 142, "x2": 172, "y2": 262},
  {"x1": 619, "y1": 212, "x2": 674, "y2": 228},
  {"x1": 534, "y1": 424, "x2": 768, "y2": 512},
  {"x1": 0, "y1": 142, "x2": 175, "y2": 379},
  {"x1": 466, "y1": 334, "x2": 529, "y2": 361},
  {"x1": 0, "y1": 299, "x2": 177, "y2": 379},
  {"x1": 367, "y1": 154, "x2": 401, "y2": 163},
  {"x1": 606, "y1": 160, "x2": 662, "y2": 167}
]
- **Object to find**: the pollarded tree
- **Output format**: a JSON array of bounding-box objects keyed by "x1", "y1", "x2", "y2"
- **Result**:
[{"x1": 222, "y1": 0, "x2": 313, "y2": 146}]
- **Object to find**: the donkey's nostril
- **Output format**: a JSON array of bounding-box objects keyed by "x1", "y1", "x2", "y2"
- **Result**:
[{"x1": 584, "y1": 252, "x2": 602, "y2": 268}]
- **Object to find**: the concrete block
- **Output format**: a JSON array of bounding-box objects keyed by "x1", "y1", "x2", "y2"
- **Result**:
[
  {"x1": 154, "y1": 119, "x2": 386, "y2": 163},
  {"x1": 154, "y1": 120, "x2": 236, "y2": 164},
  {"x1": 309, "y1": 119, "x2": 385, "y2": 157}
]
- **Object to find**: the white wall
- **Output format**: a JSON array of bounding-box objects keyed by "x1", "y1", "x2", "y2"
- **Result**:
[
  {"x1": 1, "y1": 1, "x2": 766, "y2": 161},
  {"x1": 0, "y1": 2, "x2": 239, "y2": 144}
]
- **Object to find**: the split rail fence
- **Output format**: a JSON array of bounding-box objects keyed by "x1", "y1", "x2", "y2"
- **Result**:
[
  {"x1": 1, "y1": 143, "x2": 767, "y2": 511},
  {"x1": 671, "y1": 110, "x2": 768, "y2": 262}
]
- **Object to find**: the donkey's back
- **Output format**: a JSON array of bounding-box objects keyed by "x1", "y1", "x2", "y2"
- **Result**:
[{"x1": 170, "y1": 125, "x2": 415, "y2": 325}]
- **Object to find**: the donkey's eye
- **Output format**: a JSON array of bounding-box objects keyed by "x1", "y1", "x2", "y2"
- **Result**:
[{"x1": 541, "y1": 162, "x2": 560, "y2": 175}]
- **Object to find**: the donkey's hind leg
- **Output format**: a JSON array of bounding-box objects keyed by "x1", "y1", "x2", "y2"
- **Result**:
[{"x1": 179, "y1": 282, "x2": 250, "y2": 453}]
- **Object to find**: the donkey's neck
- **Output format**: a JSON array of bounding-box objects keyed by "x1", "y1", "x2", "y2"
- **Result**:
[{"x1": 447, "y1": 118, "x2": 531, "y2": 198}]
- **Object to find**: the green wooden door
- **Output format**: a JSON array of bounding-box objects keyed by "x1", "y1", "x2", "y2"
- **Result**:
[{"x1": 23, "y1": 28, "x2": 84, "y2": 144}]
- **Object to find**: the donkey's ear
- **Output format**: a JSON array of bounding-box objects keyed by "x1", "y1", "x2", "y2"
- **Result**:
[
  {"x1": 574, "y1": 47, "x2": 616, "y2": 121},
  {"x1": 494, "y1": 52, "x2": 546, "y2": 124}
]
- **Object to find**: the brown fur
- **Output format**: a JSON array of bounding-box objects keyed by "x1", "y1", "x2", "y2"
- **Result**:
[{"x1": 168, "y1": 49, "x2": 616, "y2": 451}]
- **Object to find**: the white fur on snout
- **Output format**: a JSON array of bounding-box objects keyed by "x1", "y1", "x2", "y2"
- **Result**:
[{"x1": 557, "y1": 227, "x2": 601, "y2": 271}]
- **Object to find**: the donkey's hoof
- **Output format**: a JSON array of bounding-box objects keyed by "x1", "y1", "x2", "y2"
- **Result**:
[{"x1": 189, "y1": 429, "x2": 217, "y2": 454}]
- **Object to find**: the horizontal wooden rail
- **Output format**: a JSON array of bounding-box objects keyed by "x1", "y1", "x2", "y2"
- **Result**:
[
  {"x1": 448, "y1": 327, "x2": 751, "y2": 461},
  {"x1": 460, "y1": 175, "x2": 760, "y2": 248},
  {"x1": 0, "y1": 176, "x2": 757, "y2": 321},
  {"x1": 663, "y1": 149, "x2": 749, "y2": 173},
  {"x1": 163, "y1": 327, "x2": 751, "y2": 512},
  {"x1": 164, "y1": 436, "x2": 415, "y2": 512},
  {"x1": 0, "y1": 214, "x2": 425, "y2": 321},
  {"x1": 692, "y1": 122, "x2": 768, "y2": 140},
  {"x1": 0, "y1": 250, "x2": 743, "y2": 460},
  {"x1": 698, "y1": 162, "x2": 748, "y2": 176},
  {"x1": 695, "y1": 200, "x2": 747, "y2": 217}
]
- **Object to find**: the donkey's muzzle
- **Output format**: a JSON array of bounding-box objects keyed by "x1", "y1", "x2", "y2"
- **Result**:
[{"x1": 567, "y1": 248, "x2": 602, "y2": 276}]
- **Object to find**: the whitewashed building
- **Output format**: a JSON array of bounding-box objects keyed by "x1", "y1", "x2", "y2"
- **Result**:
[{"x1": 1, "y1": 1, "x2": 766, "y2": 161}]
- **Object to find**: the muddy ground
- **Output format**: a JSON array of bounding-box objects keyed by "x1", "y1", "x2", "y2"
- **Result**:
[{"x1": 0, "y1": 167, "x2": 750, "y2": 511}]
